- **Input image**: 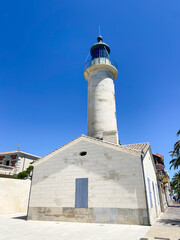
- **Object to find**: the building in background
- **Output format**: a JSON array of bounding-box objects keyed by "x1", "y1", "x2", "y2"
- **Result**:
[
  {"x1": 153, "y1": 153, "x2": 172, "y2": 212},
  {"x1": 0, "y1": 150, "x2": 40, "y2": 176},
  {"x1": 28, "y1": 36, "x2": 161, "y2": 225}
]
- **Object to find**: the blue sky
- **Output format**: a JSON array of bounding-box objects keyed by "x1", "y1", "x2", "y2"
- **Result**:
[{"x1": 0, "y1": 0, "x2": 179, "y2": 178}]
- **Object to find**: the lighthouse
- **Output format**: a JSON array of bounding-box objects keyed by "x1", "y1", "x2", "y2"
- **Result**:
[
  {"x1": 84, "y1": 36, "x2": 119, "y2": 144},
  {"x1": 28, "y1": 35, "x2": 161, "y2": 226}
]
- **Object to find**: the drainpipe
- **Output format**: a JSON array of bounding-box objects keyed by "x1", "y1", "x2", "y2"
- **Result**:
[{"x1": 141, "y1": 152, "x2": 150, "y2": 225}]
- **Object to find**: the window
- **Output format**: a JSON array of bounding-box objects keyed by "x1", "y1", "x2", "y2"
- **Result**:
[
  {"x1": 75, "y1": 178, "x2": 88, "y2": 208},
  {"x1": 91, "y1": 47, "x2": 109, "y2": 60},
  {"x1": 6, "y1": 161, "x2": 10, "y2": 166},
  {"x1": 11, "y1": 161, "x2": 16, "y2": 167},
  {"x1": 156, "y1": 184, "x2": 160, "y2": 205},
  {"x1": 79, "y1": 151, "x2": 87, "y2": 156},
  {"x1": 147, "y1": 178, "x2": 153, "y2": 208}
]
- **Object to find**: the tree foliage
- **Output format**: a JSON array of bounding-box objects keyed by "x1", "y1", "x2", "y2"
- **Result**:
[
  {"x1": 170, "y1": 171, "x2": 180, "y2": 196},
  {"x1": 169, "y1": 130, "x2": 180, "y2": 170}
]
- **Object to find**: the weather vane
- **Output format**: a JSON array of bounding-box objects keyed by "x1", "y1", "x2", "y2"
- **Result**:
[{"x1": 18, "y1": 144, "x2": 20, "y2": 150}]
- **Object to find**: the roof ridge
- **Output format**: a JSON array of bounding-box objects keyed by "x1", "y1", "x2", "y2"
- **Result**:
[
  {"x1": 0, "y1": 150, "x2": 20, "y2": 154},
  {"x1": 0, "y1": 150, "x2": 40, "y2": 158},
  {"x1": 122, "y1": 142, "x2": 149, "y2": 146}
]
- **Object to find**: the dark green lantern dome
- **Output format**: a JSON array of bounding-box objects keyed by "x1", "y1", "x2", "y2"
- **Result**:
[{"x1": 90, "y1": 36, "x2": 110, "y2": 60}]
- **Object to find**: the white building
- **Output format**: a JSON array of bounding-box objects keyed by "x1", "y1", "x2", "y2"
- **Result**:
[
  {"x1": 28, "y1": 36, "x2": 161, "y2": 225},
  {"x1": 0, "y1": 150, "x2": 40, "y2": 175}
]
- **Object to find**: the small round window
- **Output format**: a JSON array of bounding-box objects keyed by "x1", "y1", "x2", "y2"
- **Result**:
[{"x1": 79, "y1": 151, "x2": 87, "y2": 156}]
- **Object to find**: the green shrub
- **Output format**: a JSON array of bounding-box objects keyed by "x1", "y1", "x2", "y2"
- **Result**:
[
  {"x1": 16, "y1": 171, "x2": 28, "y2": 179},
  {"x1": 16, "y1": 165, "x2": 34, "y2": 179},
  {"x1": 26, "y1": 166, "x2": 33, "y2": 174}
]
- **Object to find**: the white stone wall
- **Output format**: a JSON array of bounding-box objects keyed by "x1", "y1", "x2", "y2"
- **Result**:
[
  {"x1": 29, "y1": 139, "x2": 146, "y2": 210},
  {"x1": 87, "y1": 70, "x2": 118, "y2": 140},
  {"x1": 143, "y1": 149, "x2": 161, "y2": 224},
  {"x1": 84, "y1": 62, "x2": 118, "y2": 143},
  {"x1": 0, "y1": 178, "x2": 31, "y2": 214}
]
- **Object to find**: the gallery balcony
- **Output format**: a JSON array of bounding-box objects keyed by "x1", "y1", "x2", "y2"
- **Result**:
[{"x1": 84, "y1": 57, "x2": 118, "y2": 71}]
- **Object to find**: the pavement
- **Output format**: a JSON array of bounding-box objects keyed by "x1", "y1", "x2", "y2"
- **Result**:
[
  {"x1": 0, "y1": 203, "x2": 180, "y2": 240},
  {"x1": 0, "y1": 213, "x2": 150, "y2": 240},
  {"x1": 144, "y1": 202, "x2": 180, "y2": 240}
]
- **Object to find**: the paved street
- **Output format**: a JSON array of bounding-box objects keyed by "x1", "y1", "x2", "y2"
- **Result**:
[
  {"x1": 153, "y1": 203, "x2": 180, "y2": 227},
  {"x1": 144, "y1": 202, "x2": 180, "y2": 240}
]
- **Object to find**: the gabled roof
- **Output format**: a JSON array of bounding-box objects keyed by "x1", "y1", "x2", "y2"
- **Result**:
[
  {"x1": 34, "y1": 134, "x2": 150, "y2": 166},
  {"x1": 0, "y1": 150, "x2": 40, "y2": 159},
  {"x1": 81, "y1": 135, "x2": 149, "y2": 153}
]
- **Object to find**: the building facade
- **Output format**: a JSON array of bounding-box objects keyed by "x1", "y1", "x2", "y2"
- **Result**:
[
  {"x1": 0, "y1": 150, "x2": 40, "y2": 175},
  {"x1": 153, "y1": 153, "x2": 172, "y2": 212}
]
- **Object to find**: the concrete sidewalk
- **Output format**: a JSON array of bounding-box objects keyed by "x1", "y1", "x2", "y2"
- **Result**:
[
  {"x1": 1, "y1": 203, "x2": 180, "y2": 240},
  {"x1": 0, "y1": 213, "x2": 150, "y2": 240}
]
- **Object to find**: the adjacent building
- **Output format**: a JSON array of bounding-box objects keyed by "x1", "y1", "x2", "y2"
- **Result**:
[
  {"x1": 28, "y1": 36, "x2": 161, "y2": 225},
  {"x1": 0, "y1": 150, "x2": 40, "y2": 175},
  {"x1": 153, "y1": 153, "x2": 172, "y2": 211}
]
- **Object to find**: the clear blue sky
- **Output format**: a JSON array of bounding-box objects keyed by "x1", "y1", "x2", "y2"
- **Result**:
[{"x1": 0, "y1": 0, "x2": 179, "y2": 179}]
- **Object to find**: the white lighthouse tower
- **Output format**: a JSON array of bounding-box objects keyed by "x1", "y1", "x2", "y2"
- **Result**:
[{"x1": 84, "y1": 36, "x2": 119, "y2": 144}]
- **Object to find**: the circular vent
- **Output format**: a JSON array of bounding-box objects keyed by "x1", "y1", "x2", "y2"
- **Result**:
[{"x1": 79, "y1": 151, "x2": 87, "y2": 156}]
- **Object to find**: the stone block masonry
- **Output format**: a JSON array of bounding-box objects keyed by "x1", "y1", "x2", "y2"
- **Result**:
[
  {"x1": 28, "y1": 207, "x2": 149, "y2": 225},
  {"x1": 28, "y1": 137, "x2": 151, "y2": 225}
]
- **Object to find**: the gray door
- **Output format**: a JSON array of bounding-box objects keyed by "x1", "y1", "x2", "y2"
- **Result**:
[{"x1": 75, "y1": 178, "x2": 88, "y2": 208}]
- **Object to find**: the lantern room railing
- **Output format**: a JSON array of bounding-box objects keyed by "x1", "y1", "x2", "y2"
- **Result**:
[{"x1": 84, "y1": 57, "x2": 118, "y2": 71}]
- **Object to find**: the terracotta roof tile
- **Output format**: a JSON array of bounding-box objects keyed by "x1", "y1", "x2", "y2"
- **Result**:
[{"x1": 121, "y1": 143, "x2": 149, "y2": 152}]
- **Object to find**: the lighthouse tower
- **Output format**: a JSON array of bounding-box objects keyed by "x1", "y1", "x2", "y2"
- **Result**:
[{"x1": 84, "y1": 36, "x2": 119, "y2": 144}]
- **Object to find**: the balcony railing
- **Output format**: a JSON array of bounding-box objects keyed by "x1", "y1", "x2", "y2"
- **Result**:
[
  {"x1": 84, "y1": 57, "x2": 118, "y2": 71},
  {"x1": 156, "y1": 163, "x2": 165, "y2": 170}
]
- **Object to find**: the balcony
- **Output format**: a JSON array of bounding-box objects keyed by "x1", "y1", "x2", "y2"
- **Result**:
[
  {"x1": 0, "y1": 164, "x2": 14, "y2": 175},
  {"x1": 156, "y1": 163, "x2": 165, "y2": 170},
  {"x1": 84, "y1": 57, "x2": 118, "y2": 71}
]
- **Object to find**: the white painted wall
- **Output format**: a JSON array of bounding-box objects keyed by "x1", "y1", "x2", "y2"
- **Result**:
[
  {"x1": 29, "y1": 139, "x2": 147, "y2": 210},
  {"x1": 16, "y1": 155, "x2": 36, "y2": 174},
  {"x1": 0, "y1": 178, "x2": 31, "y2": 214},
  {"x1": 143, "y1": 149, "x2": 161, "y2": 224}
]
